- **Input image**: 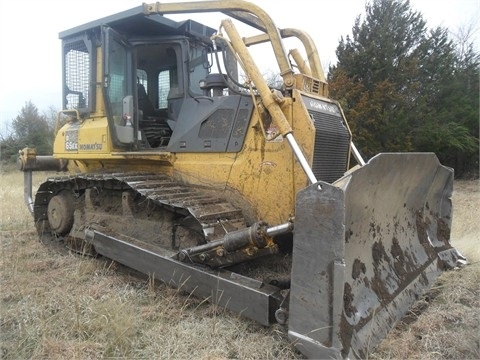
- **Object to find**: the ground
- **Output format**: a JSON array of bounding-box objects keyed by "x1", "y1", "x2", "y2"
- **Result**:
[{"x1": 1, "y1": 168, "x2": 478, "y2": 359}]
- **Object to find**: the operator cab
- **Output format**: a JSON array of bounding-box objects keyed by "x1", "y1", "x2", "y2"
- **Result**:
[{"x1": 59, "y1": 5, "x2": 252, "y2": 153}]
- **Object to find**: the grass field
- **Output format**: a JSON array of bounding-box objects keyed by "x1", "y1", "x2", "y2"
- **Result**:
[{"x1": 1, "y1": 167, "x2": 478, "y2": 359}]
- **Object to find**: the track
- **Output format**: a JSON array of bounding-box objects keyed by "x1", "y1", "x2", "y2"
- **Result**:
[
  {"x1": 29, "y1": 172, "x2": 288, "y2": 326},
  {"x1": 33, "y1": 173, "x2": 248, "y2": 256}
]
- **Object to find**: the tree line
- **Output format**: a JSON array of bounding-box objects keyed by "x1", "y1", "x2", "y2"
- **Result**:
[
  {"x1": 0, "y1": 102, "x2": 57, "y2": 162},
  {"x1": 1, "y1": 0, "x2": 478, "y2": 177},
  {"x1": 328, "y1": 0, "x2": 478, "y2": 178}
]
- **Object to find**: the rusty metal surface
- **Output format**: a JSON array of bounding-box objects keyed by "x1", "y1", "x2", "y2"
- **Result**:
[
  {"x1": 118, "y1": 173, "x2": 246, "y2": 238},
  {"x1": 86, "y1": 229, "x2": 283, "y2": 326},
  {"x1": 33, "y1": 172, "x2": 246, "y2": 241},
  {"x1": 288, "y1": 153, "x2": 464, "y2": 359},
  {"x1": 338, "y1": 153, "x2": 464, "y2": 358}
]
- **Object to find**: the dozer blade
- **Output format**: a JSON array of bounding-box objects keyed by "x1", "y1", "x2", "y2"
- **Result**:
[{"x1": 288, "y1": 153, "x2": 465, "y2": 359}]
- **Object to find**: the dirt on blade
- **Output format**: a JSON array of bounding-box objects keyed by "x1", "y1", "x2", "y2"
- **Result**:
[{"x1": 370, "y1": 180, "x2": 479, "y2": 360}]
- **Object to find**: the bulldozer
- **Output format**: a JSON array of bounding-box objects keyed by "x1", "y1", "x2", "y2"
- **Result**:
[{"x1": 18, "y1": 1, "x2": 465, "y2": 358}]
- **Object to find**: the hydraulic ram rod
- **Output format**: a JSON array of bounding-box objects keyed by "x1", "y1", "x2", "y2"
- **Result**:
[{"x1": 179, "y1": 221, "x2": 294, "y2": 260}]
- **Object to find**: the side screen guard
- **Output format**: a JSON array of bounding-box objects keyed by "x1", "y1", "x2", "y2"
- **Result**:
[{"x1": 62, "y1": 33, "x2": 95, "y2": 114}]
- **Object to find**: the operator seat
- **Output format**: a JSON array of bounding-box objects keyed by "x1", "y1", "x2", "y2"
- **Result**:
[
  {"x1": 137, "y1": 83, "x2": 155, "y2": 118},
  {"x1": 137, "y1": 82, "x2": 172, "y2": 148}
]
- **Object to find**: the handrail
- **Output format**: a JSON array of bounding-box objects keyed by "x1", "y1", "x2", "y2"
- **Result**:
[{"x1": 143, "y1": 1, "x2": 296, "y2": 86}]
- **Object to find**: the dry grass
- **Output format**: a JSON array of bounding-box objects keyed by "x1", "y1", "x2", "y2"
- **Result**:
[
  {"x1": 0, "y1": 167, "x2": 298, "y2": 360},
  {"x1": 1, "y1": 166, "x2": 478, "y2": 359}
]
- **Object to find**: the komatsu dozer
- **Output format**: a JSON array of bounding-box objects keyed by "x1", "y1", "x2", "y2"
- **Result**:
[{"x1": 18, "y1": 1, "x2": 465, "y2": 358}]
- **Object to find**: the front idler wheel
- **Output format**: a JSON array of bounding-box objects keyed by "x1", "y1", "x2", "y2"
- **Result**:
[{"x1": 47, "y1": 191, "x2": 75, "y2": 235}]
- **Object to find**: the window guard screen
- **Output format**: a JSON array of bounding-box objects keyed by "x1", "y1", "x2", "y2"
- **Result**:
[{"x1": 63, "y1": 39, "x2": 91, "y2": 111}]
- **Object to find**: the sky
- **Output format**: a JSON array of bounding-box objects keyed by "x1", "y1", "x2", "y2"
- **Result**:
[{"x1": 0, "y1": 0, "x2": 478, "y2": 134}]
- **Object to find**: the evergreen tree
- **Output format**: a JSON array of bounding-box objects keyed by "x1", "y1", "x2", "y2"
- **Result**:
[
  {"x1": 413, "y1": 27, "x2": 478, "y2": 175},
  {"x1": 1, "y1": 101, "x2": 54, "y2": 161},
  {"x1": 328, "y1": 0, "x2": 479, "y2": 177},
  {"x1": 449, "y1": 34, "x2": 480, "y2": 176}
]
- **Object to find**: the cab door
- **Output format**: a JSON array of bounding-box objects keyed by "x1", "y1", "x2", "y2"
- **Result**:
[{"x1": 102, "y1": 26, "x2": 136, "y2": 147}]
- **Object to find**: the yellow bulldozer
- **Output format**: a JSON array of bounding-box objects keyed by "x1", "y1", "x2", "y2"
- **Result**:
[{"x1": 18, "y1": 1, "x2": 465, "y2": 358}]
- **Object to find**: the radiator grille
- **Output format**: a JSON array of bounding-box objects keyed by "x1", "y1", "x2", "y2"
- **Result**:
[{"x1": 306, "y1": 103, "x2": 350, "y2": 183}]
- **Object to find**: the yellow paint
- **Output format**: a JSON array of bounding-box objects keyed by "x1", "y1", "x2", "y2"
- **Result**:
[
  {"x1": 171, "y1": 91, "x2": 316, "y2": 225},
  {"x1": 52, "y1": 88, "x2": 321, "y2": 226},
  {"x1": 51, "y1": 39, "x2": 332, "y2": 227}
]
